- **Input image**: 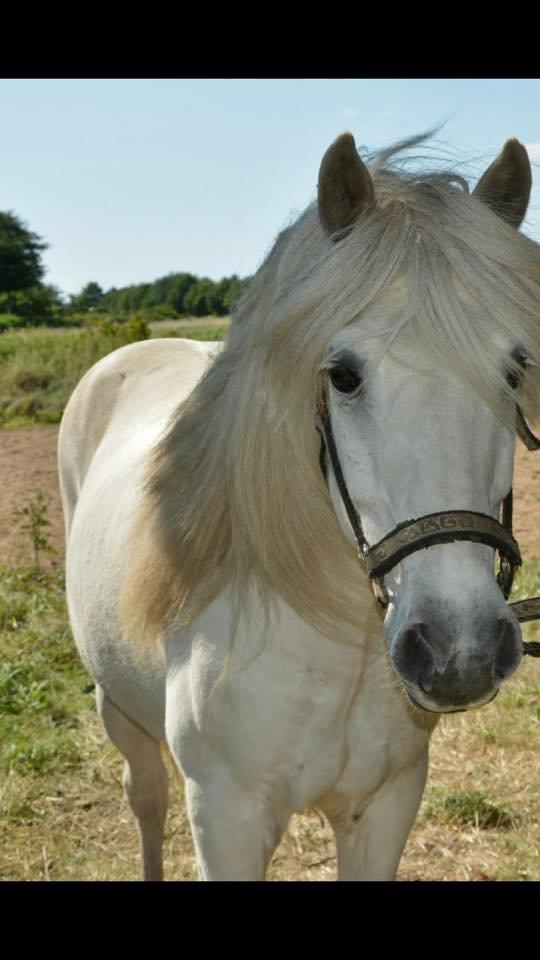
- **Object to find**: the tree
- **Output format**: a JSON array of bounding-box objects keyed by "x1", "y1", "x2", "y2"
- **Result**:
[
  {"x1": 0, "y1": 284, "x2": 63, "y2": 326},
  {"x1": 69, "y1": 281, "x2": 104, "y2": 312},
  {"x1": 167, "y1": 272, "x2": 197, "y2": 314},
  {"x1": 0, "y1": 211, "x2": 47, "y2": 295},
  {"x1": 96, "y1": 271, "x2": 250, "y2": 318},
  {"x1": 217, "y1": 275, "x2": 251, "y2": 315},
  {"x1": 184, "y1": 278, "x2": 220, "y2": 317}
]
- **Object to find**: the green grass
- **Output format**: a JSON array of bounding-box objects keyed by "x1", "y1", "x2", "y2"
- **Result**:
[
  {"x1": 423, "y1": 789, "x2": 517, "y2": 829},
  {"x1": 510, "y1": 561, "x2": 540, "y2": 642},
  {"x1": 0, "y1": 317, "x2": 229, "y2": 428},
  {"x1": 149, "y1": 317, "x2": 230, "y2": 340},
  {"x1": 0, "y1": 565, "x2": 90, "y2": 780},
  {"x1": 0, "y1": 559, "x2": 195, "y2": 880}
]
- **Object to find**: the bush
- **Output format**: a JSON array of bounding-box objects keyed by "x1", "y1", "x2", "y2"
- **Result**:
[
  {"x1": 0, "y1": 313, "x2": 25, "y2": 332},
  {"x1": 83, "y1": 315, "x2": 123, "y2": 333},
  {"x1": 121, "y1": 314, "x2": 150, "y2": 342},
  {"x1": 138, "y1": 305, "x2": 179, "y2": 323},
  {"x1": 46, "y1": 312, "x2": 87, "y2": 329}
]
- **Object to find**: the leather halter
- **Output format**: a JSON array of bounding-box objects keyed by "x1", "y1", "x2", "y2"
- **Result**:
[{"x1": 316, "y1": 393, "x2": 540, "y2": 654}]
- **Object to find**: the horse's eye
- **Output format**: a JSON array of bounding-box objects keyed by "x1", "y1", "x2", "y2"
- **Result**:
[
  {"x1": 507, "y1": 348, "x2": 528, "y2": 390},
  {"x1": 329, "y1": 364, "x2": 362, "y2": 394},
  {"x1": 506, "y1": 369, "x2": 521, "y2": 391}
]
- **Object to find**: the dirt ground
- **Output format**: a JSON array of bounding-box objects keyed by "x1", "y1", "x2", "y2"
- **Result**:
[
  {"x1": 1, "y1": 424, "x2": 540, "y2": 565},
  {"x1": 0, "y1": 427, "x2": 65, "y2": 565}
]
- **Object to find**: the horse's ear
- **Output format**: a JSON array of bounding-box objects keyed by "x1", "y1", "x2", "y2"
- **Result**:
[
  {"x1": 318, "y1": 132, "x2": 375, "y2": 236},
  {"x1": 473, "y1": 138, "x2": 532, "y2": 229}
]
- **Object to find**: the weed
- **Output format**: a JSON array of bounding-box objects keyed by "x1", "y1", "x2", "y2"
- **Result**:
[{"x1": 15, "y1": 490, "x2": 57, "y2": 569}]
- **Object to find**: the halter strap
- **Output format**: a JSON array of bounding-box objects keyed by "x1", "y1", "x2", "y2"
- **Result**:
[
  {"x1": 316, "y1": 408, "x2": 367, "y2": 555},
  {"x1": 317, "y1": 402, "x2": 522, "y2": 604},
  {"x1": 316, "y1": 395, "x2": 540, "y2": 655},
  {"x1": 365, "y1": 509, "x2": 521, "y2": 581}
]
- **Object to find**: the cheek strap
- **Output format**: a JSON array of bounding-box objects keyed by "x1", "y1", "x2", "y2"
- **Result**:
[
  {"x1": 316, "y1": 396, "x2": 540, "y2": 655},
  {"x1": 316, "y1": 402, "x2": 521, "y2": 604}
]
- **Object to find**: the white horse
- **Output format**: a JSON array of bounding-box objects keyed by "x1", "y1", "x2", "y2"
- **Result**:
[{"x1": 59, "y1": 132, "x2": 540, "y2": 881}]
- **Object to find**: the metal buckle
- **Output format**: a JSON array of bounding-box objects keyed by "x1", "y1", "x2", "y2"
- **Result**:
[
  {"x1": 372, "y1": 576, "x2": 390, "y2": 609},
  {"x1": 497, "y1": 556, "x2": 516, "y2": 600}
]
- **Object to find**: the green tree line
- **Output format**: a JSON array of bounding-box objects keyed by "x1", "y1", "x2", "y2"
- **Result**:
[
  {"x1": 73, "y1": 272, "x2": 249, "y2": 318},
  {"x1": 0, "y1": 211, "x2": 250, "y2": 330}
]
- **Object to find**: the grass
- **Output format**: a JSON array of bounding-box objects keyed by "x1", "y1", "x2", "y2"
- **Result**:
[
  {"x1": 0, "y1": 565, "x2": 86, "y2": 776},
  {"x1": 0, "y1": 317, "x2": 229, "y2": 428},
  {"x1": 423, "y1": 789, "x2": 517, "y2": 830},
  {"x1": 0, "y1": 553, "x2": 538, "y2": 880},
  {"x1": 0, "y1": 561, "x2": 197, "y2": 880}
]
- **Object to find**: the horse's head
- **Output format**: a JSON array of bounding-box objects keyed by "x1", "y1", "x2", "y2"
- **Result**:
[{"x1": 318, "y1": 132, "x2": 535, "y2": 714}]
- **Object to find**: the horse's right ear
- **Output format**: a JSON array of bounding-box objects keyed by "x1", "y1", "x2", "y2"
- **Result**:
[
  {"x1": 318, "y1": 133, "x2": 375, "y2": 237},
  {"x1": 472, "y1": 138, "x2": 532, "y2": 229}
]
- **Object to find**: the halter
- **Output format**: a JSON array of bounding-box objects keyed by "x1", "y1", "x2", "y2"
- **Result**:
[{"x1": 316, "y1": 394, "x2": 540, "y2": 657}]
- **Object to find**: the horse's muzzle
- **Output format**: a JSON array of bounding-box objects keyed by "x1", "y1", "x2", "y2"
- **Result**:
[{"x1": 388, "y1": 612, "x2": 523, "y2": 713}]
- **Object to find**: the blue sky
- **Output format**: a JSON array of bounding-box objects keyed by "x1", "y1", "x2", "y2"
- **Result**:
[{"x1": 2, "y1": 78, "x2": 540, "y2": 298}]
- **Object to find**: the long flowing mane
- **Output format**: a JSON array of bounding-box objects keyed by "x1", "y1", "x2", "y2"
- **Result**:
[{"x1": 120, "y1": 133, "x2": 540, "y2": 648}]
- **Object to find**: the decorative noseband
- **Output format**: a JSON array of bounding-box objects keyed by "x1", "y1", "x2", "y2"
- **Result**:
[
  {"x1": 316, "y1": 396, "x2": 540, "y2": 655},
  {"x1": 365, "y1": 509, "x2": 521, "y2": 581}
]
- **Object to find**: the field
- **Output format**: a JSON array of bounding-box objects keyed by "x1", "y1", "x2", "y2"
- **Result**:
[{"x1": 1, "y1": 320, "x2": 539, "y2": 881}]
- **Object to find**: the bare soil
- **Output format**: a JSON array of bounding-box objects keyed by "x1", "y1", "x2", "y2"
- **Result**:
[
  {"x1": 0, "y1": 426, "x2": 65, "y2": 565},
  {"x1": 1, "y1": 425, "x2": 539, "y2": 565}
]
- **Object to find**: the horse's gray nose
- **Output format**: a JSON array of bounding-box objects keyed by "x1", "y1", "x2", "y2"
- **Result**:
[{"x1": 390, "y1": 614, "x2": 522, "y2": 709}]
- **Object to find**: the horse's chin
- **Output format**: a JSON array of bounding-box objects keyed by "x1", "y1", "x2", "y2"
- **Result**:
[
  {"x1": 404, "y1": 687, "x2": 458, "y2": 714},
  {"x1": 403, "y1": 684, "x2": 499, "y2": 715}
]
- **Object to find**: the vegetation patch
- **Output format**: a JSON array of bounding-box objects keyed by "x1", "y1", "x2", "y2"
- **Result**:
[
  {"x1": 0, "y1": 563, "x2": 89, "y2": 780},
  {"x1": 423, "y1": 789, "x2": 517, "y2": 830},
  {"x1": 0, "y1": 317, "x2": 229, "y2": 428}
]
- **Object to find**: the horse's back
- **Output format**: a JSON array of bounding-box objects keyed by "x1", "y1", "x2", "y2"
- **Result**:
[{"x1": 59, "y1": 337, "x2": 219, "y2": 534}]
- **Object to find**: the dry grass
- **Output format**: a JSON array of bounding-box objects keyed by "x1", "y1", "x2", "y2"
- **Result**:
[
  {"x1": 149, "y1": 316, "x2": 230, "y2": 334},
  {"x1": 1, "y1": 560, "x2": 538, "y2": 882}
]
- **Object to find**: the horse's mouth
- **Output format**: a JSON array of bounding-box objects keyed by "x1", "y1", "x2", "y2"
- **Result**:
[
  {"x1": 404, "y1": 684, "x2": 498, "y2": 714},
  {"x1": 403, "y1": 687, "x2": 449, "y2": 714}
]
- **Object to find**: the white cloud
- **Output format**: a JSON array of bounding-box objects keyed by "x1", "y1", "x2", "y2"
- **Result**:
[
  {"x1": 341, "y1": 107, "x2": 359, "y2": 118},
  {"x1": 526, "y1": 144, "x2": 540, "y2": 163}
]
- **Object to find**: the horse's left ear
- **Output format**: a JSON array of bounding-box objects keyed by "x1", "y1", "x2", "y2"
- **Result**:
[
  {"x1": 318, "y1": 132, "x2": 375, "y2": 236},
  {"x1": 473, "y1": 139, "x2": 532, "y2": 229}
]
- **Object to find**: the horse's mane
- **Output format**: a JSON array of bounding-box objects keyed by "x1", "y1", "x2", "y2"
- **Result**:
[{"x1": 120, "y1": 132, "x2": 540, "y2": 649}]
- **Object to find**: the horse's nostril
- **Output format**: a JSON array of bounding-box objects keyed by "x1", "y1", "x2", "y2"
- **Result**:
[
  {"x1": 390, "y1": 611, "x2": 522, "y2": 709},
  {"x1": 392, "y1": 622, "x2": 437, "y2": 691},
  {"x1": 493, "y1": 616, "x2": 522, "y2": 681}
]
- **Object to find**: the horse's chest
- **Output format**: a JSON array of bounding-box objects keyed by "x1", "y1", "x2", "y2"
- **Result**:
[
  {"x1": 292, "y1": 656, "x2": 427, "y2": 808},
  {"x1": 178, "y1": 636, "x2": 426, "y2": 812}
]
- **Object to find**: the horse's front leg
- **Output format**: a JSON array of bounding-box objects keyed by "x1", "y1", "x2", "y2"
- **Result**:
[
  {"x1": 166, "y1": 684, "x2": 288, "y2": 880},
  {"x1": 183, "y1": 773, "x2": 288, "y2": 880},
  {"x1": 325, "y1": 748, "x2": 428, "y2": 881}
]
